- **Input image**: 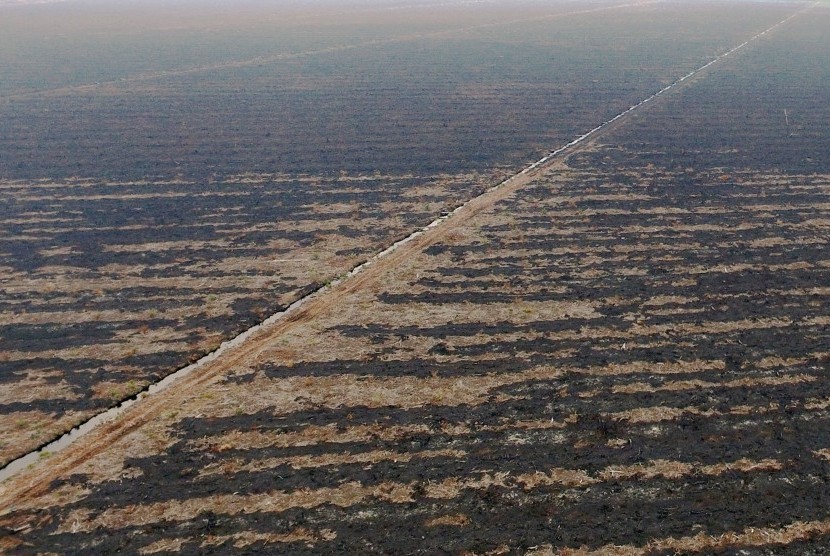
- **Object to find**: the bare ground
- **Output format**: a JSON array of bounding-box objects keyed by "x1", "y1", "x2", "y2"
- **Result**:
[{"x1": 3, "y1": 2, "x2": 830, "y2": 554}]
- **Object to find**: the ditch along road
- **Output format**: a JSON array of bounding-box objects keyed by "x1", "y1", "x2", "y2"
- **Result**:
[{"x1": 0, "y1": 0, "x2": 817, "y2": 508}]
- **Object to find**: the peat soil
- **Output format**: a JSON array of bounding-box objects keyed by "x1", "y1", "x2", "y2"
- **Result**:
[
  {"x1": 3, "y1": 3, "x2": 830, "y2": 553},
  {"x1": 0, "y1": 0, "x2": 800, "y2": 465}
]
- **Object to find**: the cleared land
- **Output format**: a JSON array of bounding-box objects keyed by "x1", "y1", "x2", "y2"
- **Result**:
[
  {"x1": 0, "y1": 0, "x2": 799, "y2": 465},
  {"x1": 3, "y1": 1, "x2": 830, "y2": 553}
]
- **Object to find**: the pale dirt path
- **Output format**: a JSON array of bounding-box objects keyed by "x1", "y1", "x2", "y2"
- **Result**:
[{"x1": 0, "y1": 0, "x2": 815, "y2": 510}]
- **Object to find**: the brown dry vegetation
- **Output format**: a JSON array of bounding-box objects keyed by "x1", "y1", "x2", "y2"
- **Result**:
[
  {"x1": 5, "y1": 154, "x2": 830, "y2": 552},
  {"x1": 3, "y1": 0, "x2": 830, "y2": 554},
  {"x1": 1, "y1": 0, "x2": 807, "y2": 469},
  {"x1": 0, "y1": 170, "x2": 511, "y2": 465}
]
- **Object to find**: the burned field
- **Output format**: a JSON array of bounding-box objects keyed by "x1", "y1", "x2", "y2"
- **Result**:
[
  {"x1": 3, "y1": 1, "x2": 830, "y2": 553},
  {"x1": 0, "y1": 0, "x2": 800, "y2": 466},
  {"x1": 0, "y1": 170, "x2": 508, "y2": 464},
  {"x1": 0, "y1": 1, "x2": 795, "y2": 181}
]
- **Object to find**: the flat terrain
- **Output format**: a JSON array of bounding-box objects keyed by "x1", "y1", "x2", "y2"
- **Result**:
[
  {"x1": 3, "y1": 1, "x2": 830, "y2": 553},
  {"x1": 0, "y1": 0, "x2": 799, "y2": 465},
  {"x1": 0, "y1": 170, "x2": 508, "y2": 463}
]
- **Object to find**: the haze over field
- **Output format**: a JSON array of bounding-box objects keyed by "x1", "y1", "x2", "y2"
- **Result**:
[
  {"x1": 4, "y1": 0, "x2": 788, "y2": 463},
  {"x1": 2, "y1": 0, "x2": 830, "y2": 553}
]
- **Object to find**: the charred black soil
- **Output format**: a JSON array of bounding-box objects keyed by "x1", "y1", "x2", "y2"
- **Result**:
[
  {"x1": 0, "y1": 0, "x2": 803, "y2": 465},
  {"x1": 3, "y1": 1, "x2": 830, "y2": 555}
]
